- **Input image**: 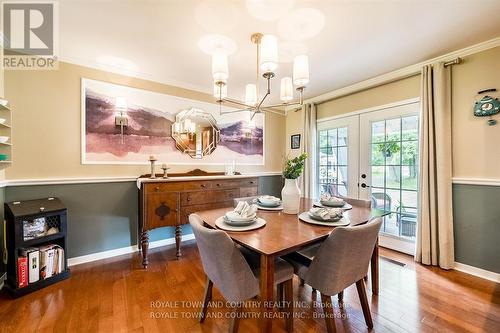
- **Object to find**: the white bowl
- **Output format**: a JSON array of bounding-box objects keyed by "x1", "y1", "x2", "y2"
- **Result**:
[
  {"x1": 0, "y1": 118, "x2": 5, "y2": 124},
  {"x1": 0, "y1": 136, "x2": 9, "y2": 143},
  {"x1": 320, "y1": 199, "x2": 345, "y2": 207},
  {"x1": 258, "y1": 195, "x2": 280, "y2": 206}
]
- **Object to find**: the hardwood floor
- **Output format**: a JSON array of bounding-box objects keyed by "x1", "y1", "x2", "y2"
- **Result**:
[{"x1": 0, "y1": 241, "x2": 499, "y2": 333}]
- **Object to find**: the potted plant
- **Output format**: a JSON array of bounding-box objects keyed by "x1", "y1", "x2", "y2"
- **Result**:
[{"x1": 281, "y1": 153, "x2": 308, "y2": 214}]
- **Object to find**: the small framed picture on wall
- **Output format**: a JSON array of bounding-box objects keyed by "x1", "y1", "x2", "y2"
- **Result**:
[{"x1": 291, "y1": 134, "x2": 301, "y2": 149}]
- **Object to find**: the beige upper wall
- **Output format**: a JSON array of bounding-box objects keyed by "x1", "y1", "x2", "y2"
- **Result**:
[
  {"x1": 285, "y1": 46, "x2": 500, "y2": 180},
  {"x1": 5, "y1": 62, "x2": 285, "y2": 179},
  {"x1": 451, "y1": 46, "x2": 500, "y2": 179},
  {"x1": 316, "y1": 75, "x2": 421, "y2": 119}
]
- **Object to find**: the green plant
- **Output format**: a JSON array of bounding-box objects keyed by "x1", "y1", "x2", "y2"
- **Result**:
[{"x1": 282, "y1": 153, "x2": 308, "y2": 179}]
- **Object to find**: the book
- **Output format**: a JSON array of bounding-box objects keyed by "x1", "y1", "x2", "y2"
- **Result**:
[
  {"x1": 39, "y1": 244, "x2": 55, "y2": 279},
  {"x1": 20, "y1": 247, "x2": 40, "y2": 284},
  {"x1": 17, "y1": 256, "x2": 28, "y2": 288},
  {"x1": 57, "y1": 247, "x2": 64, "y2": 274}
]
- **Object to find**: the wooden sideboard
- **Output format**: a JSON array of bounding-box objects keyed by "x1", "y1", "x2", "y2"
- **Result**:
[{"x1": 138, "y1": 175, "x2": 259, "y2": 268}]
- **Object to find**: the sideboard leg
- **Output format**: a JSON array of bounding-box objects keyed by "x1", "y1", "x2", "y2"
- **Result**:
[
  {"x1": 141, "y1": 231, "x2": 149, "y2": 268},
  {"x1": 175, "y1": 225, "x2": 182, "y2": 260}
]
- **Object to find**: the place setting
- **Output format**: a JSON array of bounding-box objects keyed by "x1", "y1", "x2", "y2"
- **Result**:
[
  {"x1": 298, "y1": 206, "x2": 351, "y2": 227},
  {"x1": 253, "y1": 195, "x2": 283, "y2": 211},
  {"x1": 215, "y1": 201, "x2": 267, "y2": 232},
  {"x1": 313, "y1": 193, "x2": 353, "y2": 210}
]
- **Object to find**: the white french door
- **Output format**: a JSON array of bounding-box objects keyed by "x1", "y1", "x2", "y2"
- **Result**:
[{"x1": 317, "y1": 100, "x2": 420, "y2": 254}]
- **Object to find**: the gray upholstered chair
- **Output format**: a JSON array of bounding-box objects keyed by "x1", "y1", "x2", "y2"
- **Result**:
[
  {"x1": 295, "y1": 196, "x2": 373, "y2": 295},
  {"x1": 189, "y1": 214, "x2": 294, "y2": 333},
  {"x1": 232, "y1": 196, "x2": 260, "y2": 207},
  {"x1": 340, "y1": 196, "x2": 372, "y2": 208},
  {"x1": 284, "y1": 218, "x2": 382, "y2": 333}
]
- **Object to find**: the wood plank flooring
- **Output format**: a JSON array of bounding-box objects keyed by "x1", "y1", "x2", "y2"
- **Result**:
[{"x1": 0, "y1": 241, "x2": 499, "y2": 333}]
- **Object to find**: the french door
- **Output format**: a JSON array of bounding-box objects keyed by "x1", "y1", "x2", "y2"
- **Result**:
[{"x1": 317, "y1": 100, "x2": 420, "y2": 254}]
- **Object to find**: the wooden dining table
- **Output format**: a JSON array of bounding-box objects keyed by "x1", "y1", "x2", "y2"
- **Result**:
[{"x1": 196, "y1": 198, "x2": 388, "y2": 333}]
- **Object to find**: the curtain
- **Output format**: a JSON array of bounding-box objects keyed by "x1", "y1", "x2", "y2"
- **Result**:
[
  {"x1": 300, "y1": 103, "x2": 317, "y2": 199},
  {"x1": 416, "y1": 63, "x2": 455, "y2": 269}
]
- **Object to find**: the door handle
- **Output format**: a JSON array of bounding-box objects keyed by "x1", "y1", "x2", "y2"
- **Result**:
[{"x1": 361, "y1": 183, "x2": 370, "y2": 188}]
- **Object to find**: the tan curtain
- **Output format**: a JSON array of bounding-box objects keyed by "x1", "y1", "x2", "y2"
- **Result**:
[
  {"x1": 300, "y1": 103, "x2": 317, "y2": 199},
  {"x1": 416, "y1": 63, "x2": 454, "y2": 269}
]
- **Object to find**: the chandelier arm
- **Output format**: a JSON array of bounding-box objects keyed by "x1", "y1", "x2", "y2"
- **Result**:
[
  {"x1": 220, "y1": 97, "x2": 252, "y2": 108},
  {"x1": 259, "y1": 107, "x2": 286, "y2": 116},
  {"x1": 220, "y1": 107, "x2": 255, "y2": 115}
]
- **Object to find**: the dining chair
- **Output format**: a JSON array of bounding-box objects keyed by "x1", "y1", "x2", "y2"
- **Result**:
[
  {"x1": 294, "y1": 196, "x2": 373, "y2": 298},
  {"x1": 189, "y1": 214, "x2": 294, "y2": 333},
  {"x1": 232, "y1": 196, "x2": 259, "y2": 207},
  {"x1": 284, "y1": 218, "x2": 382, "y2": 333}
]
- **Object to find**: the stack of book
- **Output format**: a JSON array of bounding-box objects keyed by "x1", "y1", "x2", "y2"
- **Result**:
[{"x1": 17, "y1": 244, "x2": 65, "y2": 288}]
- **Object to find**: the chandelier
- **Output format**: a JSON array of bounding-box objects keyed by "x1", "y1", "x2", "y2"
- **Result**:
[{"x1": 211, "y1": 33, "x2": 309, "y2": 119}]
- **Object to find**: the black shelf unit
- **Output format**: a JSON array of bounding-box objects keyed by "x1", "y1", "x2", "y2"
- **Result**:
[{"x1": 4, "y1": 197, "x2": 70, "y2": 297}]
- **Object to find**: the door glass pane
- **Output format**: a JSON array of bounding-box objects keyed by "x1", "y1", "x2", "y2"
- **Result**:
[
  {"x1": 371, "y1": 121, "x2": 385, "y2": 143},
  {"x1": 402, "y1": 116, "x2": 419, "y2": 140},
  {"x1": 317, "y1": 127, "x2": 348, "y2": 198},
  {"x1": 369, "y1": 115, "x2": 419, "y2": 241}
]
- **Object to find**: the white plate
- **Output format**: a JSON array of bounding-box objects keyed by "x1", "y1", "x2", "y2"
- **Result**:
[
  {"x1": 313, "y1": 201, "x2": 353, "y2": 210},
  {"x1": 298, "y1": 212, "x2": 350, "y2": 227},
  {"x1": 215, "y1": 217, "x2": 267, "y2": 232},
  {"x1": 257, "y1": 204, "x2": 283, "y2": 211},
  {"x1": 0, "y1": 136, "x2": 9, "y2": 144},
  {"x1": 308, "y1": 211, "x2": 342, "y2": 222},
  {"x1": 258, "y1": 196, "x2": 281, "y2": 206}
]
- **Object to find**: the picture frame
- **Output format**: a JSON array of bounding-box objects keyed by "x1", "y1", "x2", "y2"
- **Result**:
[{"x1": 291, "y1": 134, "x2": 301, "y2": 149}]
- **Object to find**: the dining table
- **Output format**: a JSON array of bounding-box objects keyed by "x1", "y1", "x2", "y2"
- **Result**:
[{"x1": 195, "y1": 198, "x2": 389, "y2": 333}]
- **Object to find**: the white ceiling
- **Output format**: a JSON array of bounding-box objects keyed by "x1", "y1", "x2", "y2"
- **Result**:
[{"x1": 59, "y1": 0, "x2": 500, "y2": 102}]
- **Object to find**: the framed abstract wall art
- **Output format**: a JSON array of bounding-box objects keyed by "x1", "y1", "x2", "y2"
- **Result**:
[{"x1": 81, "y1": 78, "x2": 265, "y2": 165}]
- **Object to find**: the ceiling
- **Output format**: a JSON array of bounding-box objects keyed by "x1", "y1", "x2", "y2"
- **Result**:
[{"x1": 59, "y1": 0, "x2": 500, "y2": 102}]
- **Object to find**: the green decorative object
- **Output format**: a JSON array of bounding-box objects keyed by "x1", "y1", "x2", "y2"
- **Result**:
[
  {"x1": 474, "y1": 95, "x2": 500, "y2": 117},
  {"x1": 0, "y1": 154, "x2": 7, "y2": 161}
]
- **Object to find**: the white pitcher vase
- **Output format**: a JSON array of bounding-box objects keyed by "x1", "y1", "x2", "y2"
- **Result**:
[{"x1": 281, "y1": 178, "x2": 301, "y2": 214}]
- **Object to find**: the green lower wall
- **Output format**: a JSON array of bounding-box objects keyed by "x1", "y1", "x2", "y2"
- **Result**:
[
  {"x1": 3, "y1": 176, "x2": 283, "y2": 258},
  {"x1": 452, "y1": 184, "x2": 500, "y2": 274}
]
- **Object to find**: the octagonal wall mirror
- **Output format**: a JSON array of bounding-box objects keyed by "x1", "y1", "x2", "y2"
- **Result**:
[{"x1": 171, "y1": 108, "x2": 220, "y2": 159}]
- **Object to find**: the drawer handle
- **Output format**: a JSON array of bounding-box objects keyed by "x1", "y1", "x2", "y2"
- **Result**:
[
  {"x1": 174, "y1": 209, "x2": 178, "y2": 213},
  {"x1": 155, "y1": 186, "x2": 160, "y2": 191},
  {"x1": 216, "y1": 183, "x2": 221, "y2": 187},
  {"x1": 187, "y1": 195, "x2": 191, "y2": 201},
  {"x1": 249, "y1": 181, "x2": 255, "y2": 184},
  {"x1": 201, "y1": 184, "x2": 206, "y2": 188}
]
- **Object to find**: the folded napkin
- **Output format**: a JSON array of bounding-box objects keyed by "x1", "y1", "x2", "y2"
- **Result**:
[
  {"x1": 309, "y1": 207, "x2": 343, "y2": 220},
  {"x1": 233, "y1": 201, "x2": 258, "y2": 218},
  {"x1": 320, "y1": 193, "x2": 344, "y2": 203}
]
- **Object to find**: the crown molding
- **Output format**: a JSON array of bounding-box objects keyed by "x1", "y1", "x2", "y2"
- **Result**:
[{"x1": 299, "y1": 36, "x2": 500, "y2": 107}]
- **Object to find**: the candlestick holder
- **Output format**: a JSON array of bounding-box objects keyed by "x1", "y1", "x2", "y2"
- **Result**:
[
  {"x1": 161, "y1": 165, "x2": 170, "y2": 179},
  {"x1": 149, "y1": 156, "x2": 157, "y2": 179}
]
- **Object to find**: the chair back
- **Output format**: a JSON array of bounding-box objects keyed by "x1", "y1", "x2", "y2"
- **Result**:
[
  {"x1": 304, "y1": 218, "x2": 382, "y2": 296},
  {"x1": 233, "y1": 196, "x2": 259, "y2": 207},
  {"x1": 189, "y1": 214, "x2": 259, "y2": 302},
  {"x1": 340, "y1": 196, "x2": 372, "y2": 208}
]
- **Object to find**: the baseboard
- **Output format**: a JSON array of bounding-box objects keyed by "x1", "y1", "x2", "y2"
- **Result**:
[
  {"x1": 454, "y1": 262, "x2": 500, "y2": 283},
  {"x1": 67, "y1": 233, "x2": 195, "y2": 267}
]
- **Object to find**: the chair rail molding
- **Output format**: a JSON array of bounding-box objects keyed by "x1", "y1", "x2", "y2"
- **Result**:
[
  {"x1": 0, "y1": 172, "x2": 283, "y2": 187},
  {"x1": 291, "y1": 36, "x2": 500, "y2": 108},
  {"x1": 452, "y1": 177, "x2": 500, "y2": 187}
]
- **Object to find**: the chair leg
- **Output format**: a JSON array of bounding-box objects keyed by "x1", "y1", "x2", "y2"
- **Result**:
[
  {"x1": 320, "y1": 293, "x2": 337, "y2": 333},
  {"x1": 356, "y1": 280, "x2": 373, "y2": 329},
  {"x1": 284, "y1": 279, "x2": 294, "y2": 332},
  {"x1": 337, "y1": 290, "x2": 344, "y2": 302},
  {"x1": 229, "y1": 304, "x2": 242, "y2": 333},
  {"x1": 200, "y1": 278, "x2": 213, "y2": 323}
]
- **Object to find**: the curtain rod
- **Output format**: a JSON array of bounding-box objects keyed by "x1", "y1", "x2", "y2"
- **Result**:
[{"x1": 444, "y1": 57, "x2": 462, "y2": 67}]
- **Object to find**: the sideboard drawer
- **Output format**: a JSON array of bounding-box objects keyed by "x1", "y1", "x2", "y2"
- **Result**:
[
  {"x1": 183, "y1": 181, "x2": 213, "y2": 191},
  {"x1": 144, "y1": 182, "x2": 184, "y2": 193},
  {"x1": 180, "y1": 201, "x2": 233, "y2": 224},
  {"x1": 240, "y1": 186, "x2": 258, "y2": 197},
  {"x1": 212, "y1": 179, "x2": 241, "y2": 189},
  {"x1": 181, "y1": 189, "x2": 240, "y2": 206},
  {"x1": 239, "y1": 178, "x2": 259, "y2": 187}
]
